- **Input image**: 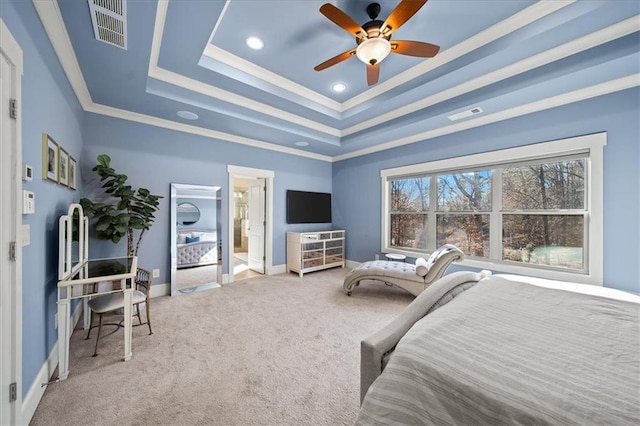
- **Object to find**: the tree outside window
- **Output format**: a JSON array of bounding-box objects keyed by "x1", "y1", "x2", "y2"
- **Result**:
[{"x1": 390, "y1": 177, "x2": 429, "y2": 251}]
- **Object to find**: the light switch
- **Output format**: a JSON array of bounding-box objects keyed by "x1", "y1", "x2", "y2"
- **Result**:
[
  {"x1": 22, "y1": 224, "x2": 30, "y2": 246},
  {"x1": 22, "y1": 190, "x2": 35, "y2": 214}
]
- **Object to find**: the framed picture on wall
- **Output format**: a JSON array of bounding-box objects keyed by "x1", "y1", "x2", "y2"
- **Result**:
[
  {"x1": 58, "y1": 147, "x2": 69, "y2": 186},
  {"x1": 42, "y1": 133, "x2": 59, "y2": 182},
  {"x1": 68, "y1": 156, "x2": 77, "y2": 190}
]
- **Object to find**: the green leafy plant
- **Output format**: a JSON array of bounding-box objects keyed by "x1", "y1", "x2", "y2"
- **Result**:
[{"x1": 80, "y1": 154, "x2": 162, "y2": 258}]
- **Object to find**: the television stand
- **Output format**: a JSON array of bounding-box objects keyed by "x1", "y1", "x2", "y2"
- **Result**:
[{"x1": 286, "y1": 230, "x2": 345, "y2": 277}]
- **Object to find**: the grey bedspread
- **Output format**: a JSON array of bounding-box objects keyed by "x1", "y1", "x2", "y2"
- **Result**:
[{"x1": 357, "y1": 276, "x2": 640, "y2": 425}]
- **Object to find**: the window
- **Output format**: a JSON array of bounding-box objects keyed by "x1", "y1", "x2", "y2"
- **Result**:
[
  {"x1": 381, "y1": 133, "x2": 605, "y2": 285},
  {"x1": 390, "y1": 177, "x2": 429, "y2": 250},
  {"x1": 501, "y1": 158, "x2": 586, "y2": 270}
]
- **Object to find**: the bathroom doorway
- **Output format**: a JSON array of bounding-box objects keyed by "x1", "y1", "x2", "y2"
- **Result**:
[
  {"x1": 231, "y1": 177, "x2": 264, "y2": 281},
  {"x1": 227, "y1": 165, "x2": 274, "y2": 283}
]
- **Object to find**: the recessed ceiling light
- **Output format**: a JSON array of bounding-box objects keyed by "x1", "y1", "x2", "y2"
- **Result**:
[
  {"x1": 177, "y1": 110, "x2": 198, "y2": 120},
  {"x1": 295, "y1": 141, "x2": 309, "y2": 147},
  {"x1": 246, "y1": 36, "x2": 264, "y2": 50},
  {"x1": 332, "y1": 83, "x2": 347, "y2": 93}
]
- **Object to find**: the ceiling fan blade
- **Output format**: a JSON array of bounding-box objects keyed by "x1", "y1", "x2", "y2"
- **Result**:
[
  {"x1": 381, "y1": 0, "x2": 428, "y2": 36},
  {"x1": 391, "y1": 40, "x2": 440, "y2": 57},
  {"x1": 314, "y1": 49, "x2": 357, "y2": 71},
  {"x1": 319, "y1": 3, "x2": 366, "y2": 38},
  {"x1": 366, "y1": 63, "x2": 380, "y2": 86}
]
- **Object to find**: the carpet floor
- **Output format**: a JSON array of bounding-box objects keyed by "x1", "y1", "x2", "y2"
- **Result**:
[{"x1": 30, "y1": 268, "x2": 414, "y2": 425}]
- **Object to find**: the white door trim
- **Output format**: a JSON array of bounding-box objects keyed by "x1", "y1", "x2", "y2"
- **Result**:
[
  {"x1": 227, "y1": 165, "x2": 274, "y2": 284},
  {"x1": 0, "y1": 17, "x2": 23, "y2": 426},
  {"x1": 247, "y1": 179, "x2": 266, "y2": 274}
]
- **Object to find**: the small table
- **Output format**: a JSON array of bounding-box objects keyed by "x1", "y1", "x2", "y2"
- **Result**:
[
  {"x1": 57, "y1": 256, "x2": 137, "y2": 381},
  {"x1": 385, "y1": 253, "x2": 407, "y2": 262}
]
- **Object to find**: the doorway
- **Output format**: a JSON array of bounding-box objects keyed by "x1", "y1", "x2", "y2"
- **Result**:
[
  {"x1": 231, "y1": 178, "x2": 264, "y2": 281},
  {"x1": 0, "y1": 18, "x2": 23, "y2": 425},
  {"x1": 227, "y1": 166, "x2": 274, "y2": 284}
]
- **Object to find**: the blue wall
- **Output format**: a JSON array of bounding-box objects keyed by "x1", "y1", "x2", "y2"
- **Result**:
[
  {"x1": 333, "y1": 88, "x2": 640, "y2": 294},
  {"x1": 81, "y1": 114, "x2": 333, "y2": 282},
  {"x1": 1, "y1": 3, "x2": 84, "y2": 398}
]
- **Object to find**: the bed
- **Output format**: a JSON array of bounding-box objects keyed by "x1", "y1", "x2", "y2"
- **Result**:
[
  {"x1": 357, "y1": 271, "x2": 640, "y2": 425},
  {"x1": 176, "y1": 228, "x2": 218, "y2": 269}
]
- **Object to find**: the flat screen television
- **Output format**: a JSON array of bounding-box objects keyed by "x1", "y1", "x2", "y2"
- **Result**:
[{"x1": 286, "y1": 190, "x2": 332, "y2": 224}]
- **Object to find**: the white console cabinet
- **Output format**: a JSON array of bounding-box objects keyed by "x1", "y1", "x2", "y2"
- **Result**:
[{"x1": 287, "y1": 230, "x2": 345, "y2": 277}]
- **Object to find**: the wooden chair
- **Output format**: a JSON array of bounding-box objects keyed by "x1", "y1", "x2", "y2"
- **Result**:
[{"x1": 85, "y1": 268, "x2": 153, "y2": 356}]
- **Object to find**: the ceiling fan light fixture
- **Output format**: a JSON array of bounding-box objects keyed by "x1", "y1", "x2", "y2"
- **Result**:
[{"x1": 356, "y1": 37, "x2": 391, "y2": 65}]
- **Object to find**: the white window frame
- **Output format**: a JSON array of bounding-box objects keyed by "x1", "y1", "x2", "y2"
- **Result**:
[{"x1": 381, "y1": 133, "x2": 605, "y2": 285}]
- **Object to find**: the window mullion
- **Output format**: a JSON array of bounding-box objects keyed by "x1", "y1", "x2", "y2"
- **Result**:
[
  {"x1": 491, "y1": 168, "x2": 502, "y2": 261},
  {"x1": 428, "y1": 175, "x2": 437, "y2": 252},
  {"x1": 382, "y1": 177, "x2": 390, "y2": 252}
]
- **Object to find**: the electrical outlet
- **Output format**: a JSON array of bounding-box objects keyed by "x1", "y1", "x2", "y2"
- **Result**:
[
  {"x1": 152, "y1": 269, "x2": 160, "y2": 278},
  {"x1": 54, "y1": 313, "x2": 58, "y2": 329}
]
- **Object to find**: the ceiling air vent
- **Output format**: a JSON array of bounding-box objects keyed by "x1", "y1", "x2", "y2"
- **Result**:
[
  {"x1": 448, "y1": 107, "x2": 483, "y2": 122},
  {"x1": 87, "y1": 0, "x2": 127, "y2": 50}
]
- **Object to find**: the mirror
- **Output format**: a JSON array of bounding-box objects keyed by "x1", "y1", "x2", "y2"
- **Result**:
[
  {"x1": 170, "y1": 183, "x2": 222, "y2": 296},
  {"x1": 177, "y1": 202, "x2": 200, "y2": 225},
  {"x1": 59, "y1": 203, "x2": 88, "y2": 279}
]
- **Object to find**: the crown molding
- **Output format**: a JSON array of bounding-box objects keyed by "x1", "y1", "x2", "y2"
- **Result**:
[
  {"x1": 199, "y1": 0, "x2": 574, "y2": 114},
  {"x1": 148, "y1": 1, "x2": 340, "y2": 137},
  {"x1": 341, "y1": 0, "x2": 575, "y2": 111},
  {"x1": 33, "y1": 0, "x2": 637, "y2": 166},
  {"x1": 334, "y1": 74, "x2": 639, "y2": 162},
  {"x1": 146, "y1": 0, "x2": 575, "y2": 136},
  {"x1": 148, "y1": 66, "x2": 341, "y2": 137},
  {"x1": 33, "y1": 0, "x2": 333, "y2": 162},
  {"x1": 32, "y1": 0, "x2": 93, "y2": 109},
  {"x1": 85, "y1": 103, "x2": 333, "y2": 162},
  {"x1": 343, "y1": 15, "x2": 640, "y2": 136},
  {"x1": 202, "y1": 45, "x2": 342, "y2": 112}
]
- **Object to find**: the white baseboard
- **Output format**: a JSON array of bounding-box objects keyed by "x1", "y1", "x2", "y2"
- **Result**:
[
  {"x1": 345, "y1": 259, "x2": 360, "y2": 269},
  {"x1": 22, "y1": 302, "x2": 83, "y2": 425},
  {"x1": 151, "y1": 262, "x2": 338, "y2": 291},
  {"x1": 149, "y1": 282, "x2": 170, "y2": 298},
  {"x1": 268, "y1": 264, "x2": 287, "y2": 275}
]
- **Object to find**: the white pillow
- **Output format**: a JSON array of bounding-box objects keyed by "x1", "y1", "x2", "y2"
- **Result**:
[
  {"x1": 177, "y1": 234, "x2": 188, "y2": 244},
  {"x1": 415, "y1": 257, "x2": 429, "y2": 277},
  {"x1": 425, "y1": 247, "x2": 441, "y2": 269}
]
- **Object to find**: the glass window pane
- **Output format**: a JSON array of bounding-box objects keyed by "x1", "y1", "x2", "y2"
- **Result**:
[
  {"x1": 436, "y1": 214, "x2": 489, "y2": 257},
  {"x1": 502, "y1": 215, "x2": 584, "y2": 270},
  {"x1": 502, "y1": 159, "x2": 585, "y2": 210},
  {"x1": 390, "y1": 214, "x2": 427, "y2": 250},
  {"x1": 390, "y1": 178, "x2": 429, "y2": 212},
  {"x1": 437, "y1": 171, "x2": 491, "y2": 211}
]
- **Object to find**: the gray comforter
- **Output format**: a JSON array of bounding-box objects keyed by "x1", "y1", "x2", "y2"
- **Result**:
[{"x1": 357, "y1": 276, "x2": 640, "y2": 425}]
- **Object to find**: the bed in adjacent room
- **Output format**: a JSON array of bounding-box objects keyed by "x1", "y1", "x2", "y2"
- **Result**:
[
  {"x1": 357, "y1": 271, "x2": 640, "y2": 425},
  {"x1": 176, "y1": 228, "x2": 218, "y2": 268}
]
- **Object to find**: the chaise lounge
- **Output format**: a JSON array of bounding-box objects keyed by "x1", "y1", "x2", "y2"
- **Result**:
[{"x1": 343, "y1": 245, "x2": 464, "y2": 296}]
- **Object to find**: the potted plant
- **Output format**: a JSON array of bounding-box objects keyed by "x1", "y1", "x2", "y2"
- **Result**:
[{"x1": 80, "y1": 154, "x2": 162, "y2": 258}]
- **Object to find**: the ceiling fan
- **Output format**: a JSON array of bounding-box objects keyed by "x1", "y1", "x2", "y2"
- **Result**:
[{"x1": 314, "y1": 0, "x2": 440, "y2": 86}]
